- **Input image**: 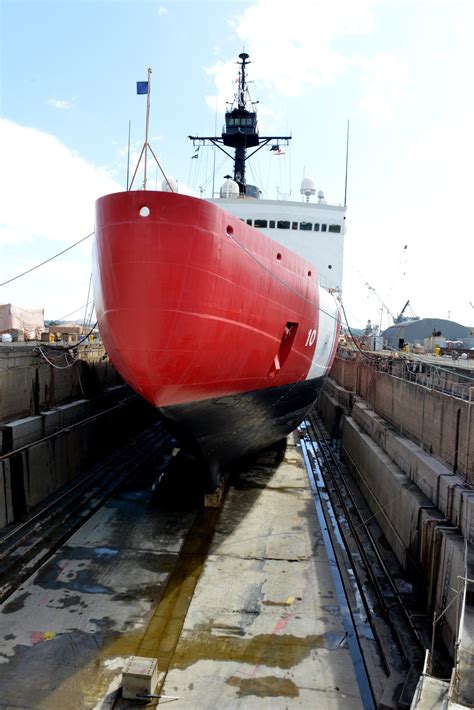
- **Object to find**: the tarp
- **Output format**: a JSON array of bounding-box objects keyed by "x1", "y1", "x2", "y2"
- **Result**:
[{"x1": 0, "y1": 303, "x2": 44, "y2": 340}]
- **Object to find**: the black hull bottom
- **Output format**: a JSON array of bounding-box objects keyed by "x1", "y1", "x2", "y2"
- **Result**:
[{"x1": 160, "y1": 378, "x2": 322, "y2": 473}]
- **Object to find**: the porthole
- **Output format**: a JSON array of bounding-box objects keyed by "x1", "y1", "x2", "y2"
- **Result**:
[
  {"x1": 139, "y1": 206, "x2": 150, "y2": 217},
  {"x1": 226, "y1": 224, "x2": 234, "y2": 235},
  {"x1": 308, "y1": 270, "x2": 312, "y2": 277},
  {"x1": 276, "y1": 253, "x2": 282, "y2": 261},
  {"x1": 328, "y1": 265, "x2": 332, "y2": 269}
]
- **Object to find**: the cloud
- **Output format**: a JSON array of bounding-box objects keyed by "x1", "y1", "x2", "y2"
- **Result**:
[
  {"x1": 0, "y1": 118, "x2": 122, "y2": 245},
  {"x1": 206, "y1": 0, "x2": 408, "y2": 126},
  {"x1": 0, "y1": 119, "x2": 123, "y2": 317},
  {"x1": 343, "y1": 107, "x2": 474, "y2": 327},
  {"x1": 206, "y1": 0, "x2": 377, "y2": 107},
  {"x1": 158, "y1": 5, "x2": 167, "y2": 16},
  {"x1": 358, "y1": 52, "x2": 407, "y2": 124},
  {"x1": 47, "y1": 98, "x2": 75, "y2": 110}
]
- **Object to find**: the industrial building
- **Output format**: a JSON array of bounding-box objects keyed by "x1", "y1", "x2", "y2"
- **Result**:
[{"x1": 382, "y1": 317, "x2": 470, "y2": 350}]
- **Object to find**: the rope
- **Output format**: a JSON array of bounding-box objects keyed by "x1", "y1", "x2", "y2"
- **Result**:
[{"x1": 0, "y1": 232, "x2": 94, "y2": 287}]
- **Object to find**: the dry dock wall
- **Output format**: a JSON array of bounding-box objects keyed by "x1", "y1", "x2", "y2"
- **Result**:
[
  {"x1": 330, "y1": 356, "x2": 473, "y2": 482},
  {"x1": 318, "y1": 359, "x2": 474, "y2": 701},
  {"x1": 0, "y1": 344, "x2": 121, "y2": 424},
  {"x1": 0, "y1": 346, "x2": 156, "y2": 531},
  {"x1": 0, "y1": 389, "x2": 154, "y2": 530}
]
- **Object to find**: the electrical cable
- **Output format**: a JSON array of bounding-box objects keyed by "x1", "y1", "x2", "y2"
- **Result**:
[
  {"x1": 37, "y1": 322, "x2": 98, "y2": 352},
  {"x1": 0, "y1": 232, "x2": 94, "y2": 287},
  {"x1": 37, "y1": 345, "x2": 77, "y2": 369}
]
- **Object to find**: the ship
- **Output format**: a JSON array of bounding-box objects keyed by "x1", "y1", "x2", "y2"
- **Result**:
[{"x1": 93, "y1": 53, "x2": 345, "y2": 489}]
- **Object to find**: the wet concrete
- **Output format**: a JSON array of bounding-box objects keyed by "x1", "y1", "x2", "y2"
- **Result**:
[
  {"x1": 0, "y1": 462, "x2": 197, "y2": 710},
  {"x1": 154, "y1": 437, "x2": 363, "y2": 708},
  {"x1": 0, "y1": 436, "x2": 366, "y2": 709}
]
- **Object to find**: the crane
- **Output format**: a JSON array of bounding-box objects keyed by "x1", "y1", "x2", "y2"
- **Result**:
[
  {"x1": 395, "y1": 300, "x2": 419, "y2": 323},
  {"x1": 365, "y1": 282, "x2": 397, "y2": 326}
]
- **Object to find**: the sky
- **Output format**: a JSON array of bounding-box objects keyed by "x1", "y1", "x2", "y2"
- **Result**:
[{"x1": 0, "y1": 0, "x2": 473, "y2": 328}]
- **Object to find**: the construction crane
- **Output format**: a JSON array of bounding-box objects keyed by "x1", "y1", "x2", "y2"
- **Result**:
[
  {"x1": 365, "y1": 284, "x2": 419, "y2": 328},
  {"x1": 395, "y1": 300, "x2": 419, "y2": 323},
  {"x1": 365, "y1": 282, "x2": 397, "y2": 326}
]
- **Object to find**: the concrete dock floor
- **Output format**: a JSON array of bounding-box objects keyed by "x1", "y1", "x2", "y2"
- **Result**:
[
  {"x1": 156, "y1": 437, "x2": 364, "y2": 709},
  {"x1": 0, "y1": 436, "x2": 365, "y2": 709}
]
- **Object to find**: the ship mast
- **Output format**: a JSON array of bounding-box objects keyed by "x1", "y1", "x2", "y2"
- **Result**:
[{"x1": 189, "y1": 53, "x2": 291, "y2": 196}]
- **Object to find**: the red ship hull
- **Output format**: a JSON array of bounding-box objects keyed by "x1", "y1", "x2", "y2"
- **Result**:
[{"x1": 94, "y1": 191, "x2": 339, "y2": 475}]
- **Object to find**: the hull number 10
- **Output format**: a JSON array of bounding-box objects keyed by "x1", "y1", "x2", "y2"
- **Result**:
[{"x1": 305, "y1": 329, "x2": 317, "y2": 347}]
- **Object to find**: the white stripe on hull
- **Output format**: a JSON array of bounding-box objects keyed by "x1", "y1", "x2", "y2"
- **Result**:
[{"x1": 306, "y1": 288, "x2": 340, "y2": 380}]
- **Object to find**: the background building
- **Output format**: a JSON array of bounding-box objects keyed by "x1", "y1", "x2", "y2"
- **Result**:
[{"x1": 382, "y1": 318, "x2": 470, "y2": 350}]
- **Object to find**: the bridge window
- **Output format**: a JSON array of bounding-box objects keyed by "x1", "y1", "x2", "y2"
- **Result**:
[
  {"x1": 300, "y1": 222, "x2": 312, "y2": 231},
  {"x1": 277, "y1": 220, "x2": 290, "y2": 229},
  {"x1": 269, "y1": 220, "x2": 275, "y2": 228},
  {"x1": 329, "y1": 224, "x2": 341, "y2": 233},
  {"x1": 254, "y1": 219, "x2": 267, "y2": 228},
  {"x1": 246, "y1": 219, "x2": 252, "y2": 225},
  {"x1": 292, "y1": 222, "x2": 298, "y2": 230},
  {"x1": 314, "y1": 223, "x2": 320, "y2": 231},
  {"x1": 321, "y1": 224, "x2": 327, "y2": 232}
]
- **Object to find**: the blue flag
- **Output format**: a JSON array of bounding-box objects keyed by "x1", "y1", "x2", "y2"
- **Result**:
[{"x1": 136, "y1": 81, "x2": 148, "y2": 95}]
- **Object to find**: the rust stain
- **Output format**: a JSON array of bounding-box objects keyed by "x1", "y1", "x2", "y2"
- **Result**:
[
  {"x1": 136, "y1": 508, "x2": 221, "y2": 703},
  {"x1": 171, "y1": 630, "x2": 324, "y2": 670},
  {"x1": 226, "y1": 675, "x2": 300, "y2": 698}
]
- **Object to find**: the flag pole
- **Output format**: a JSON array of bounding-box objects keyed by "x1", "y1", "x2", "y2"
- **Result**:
[
  {"x1": 144, "y1": 67, "x2": 152, "y2": 190},
  {"x1": 126, "y1": 119, "x2": 131, "y2": 191}
]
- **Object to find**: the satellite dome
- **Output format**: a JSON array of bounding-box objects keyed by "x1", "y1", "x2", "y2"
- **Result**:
[
  {"x1": 220, "y1": 177, "x2": 239, "y2": 199},
  {"x1": 300, "y1": 177, "x2": 317, "y2": 198},
  {"x1": 317, "y1": 189, "x2": 327, "y2": 204},
  {"x1": 161, "y1": 177, "x2": 179, "y2": 193}
]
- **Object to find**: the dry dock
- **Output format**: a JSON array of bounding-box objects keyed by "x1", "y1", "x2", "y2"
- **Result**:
[
  {"x1": 1, "y1": 344, "x2": 472, "y2": 708},
  {"x1": 0, "y1": 434, "x2": 368, "y2": 709}
]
